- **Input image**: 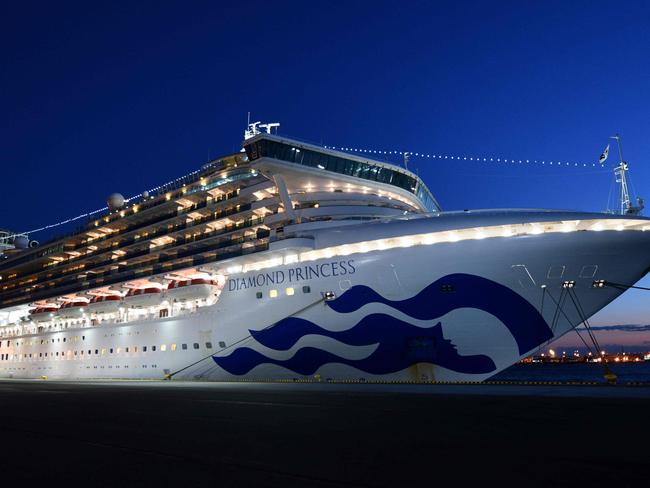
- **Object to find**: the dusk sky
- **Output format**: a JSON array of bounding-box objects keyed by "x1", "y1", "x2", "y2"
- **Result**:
[{"x1": 2, "y1": 1, "x2": 649, "y2": 339}]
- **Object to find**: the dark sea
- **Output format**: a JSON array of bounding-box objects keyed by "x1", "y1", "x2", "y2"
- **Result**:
[{"x1": 492, "y1": 362, "x2": 650, "y2": 383}]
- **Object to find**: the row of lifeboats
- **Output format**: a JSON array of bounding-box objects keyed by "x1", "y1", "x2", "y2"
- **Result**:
[{"x1": 29, "y1": 279, "x2": 219, "y2": 322}]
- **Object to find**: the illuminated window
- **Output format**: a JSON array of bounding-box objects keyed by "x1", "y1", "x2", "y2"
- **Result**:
[
  {"x1": 171, "y1": 343, "x2": 177, "y2": 351},
  {"x1": 101, "y1": 348, "x2": 106, "y2": 355},
  {"x1": 269, "y1": 289, "x2": 278, "y2": 298},
  {"x1": 285, "y1": 287, "x2": 295, "y2": 296},
  {"x1": 160, "y1": 344, "x2": 167, "y2": 351}
]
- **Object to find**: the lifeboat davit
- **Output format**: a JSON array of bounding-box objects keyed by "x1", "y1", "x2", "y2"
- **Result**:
[
  {"x1": 29, "y1": 306, "x2": 59, "y2": 322},
  {"x1": 165, "y1": 278, "x2": 219, "y2": 302},
  {"x1": 123, "y1": 287, "x2": 164, "y2": 308},
  {"x1": 87, "y1": 295, "x2": 122, "y2": 314},
  {"x1": 57, "y1": 300, "x2": 88, "y2": 319}
]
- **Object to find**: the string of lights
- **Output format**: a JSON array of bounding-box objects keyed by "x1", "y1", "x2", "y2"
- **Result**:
[
  {"x1": 21, "y1": 168, "x2": 203, "y2": 236},
  {"x1": 323, "y1": 145, "x2": 602, "y2": 169},
  {"x1": 19, "y1": 145, "x2": 603, "y2": 237}
]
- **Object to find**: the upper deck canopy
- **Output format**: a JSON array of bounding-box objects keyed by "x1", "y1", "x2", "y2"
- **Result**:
[{"x1": 244, "y1": 134, "x2": 441, "y2": 213}]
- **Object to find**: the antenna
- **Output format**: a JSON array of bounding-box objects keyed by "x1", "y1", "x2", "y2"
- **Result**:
[
  {"x1": 244, "y1": 117, "x2": 280, "y2": 141},
  {"x1": 244, "y1": 120, "x2": 262, "y2": 140},
  {"x1": 403, "y1": 152, "x2": 410, "y2": 171},
  {"x1": 610, "y1": 134, "x2": 643, "y2": 215},
  {"x1": 259, "y1": 122, "x2": 280, "y2": 134}
]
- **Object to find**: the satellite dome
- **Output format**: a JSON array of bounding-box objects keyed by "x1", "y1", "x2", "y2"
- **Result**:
[
  {"x1": 14, "y1": 235, "x2": 29, "y2": 249},
  {"x1": 107, "y1": 193, "x2": 125, "y2": 210},
  {"x1": 142, "y1": 190, "x2": 149, "y2": 199}
]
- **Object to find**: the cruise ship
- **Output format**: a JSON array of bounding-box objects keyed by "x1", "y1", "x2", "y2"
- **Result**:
[{"x1": 1, "y1": 123, "x2": 650, "y2": 382}]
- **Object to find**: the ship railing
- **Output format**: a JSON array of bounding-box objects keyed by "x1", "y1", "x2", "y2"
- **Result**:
[
  {"x1": 0, "y1": 240, "x2": 270, "y2": 309},
  {"x1": 10, "y1": 159, "x2": 245, "y2": 254},
  {"x1": 1, "y1": 210, "x2": 265, "y2": 294}
]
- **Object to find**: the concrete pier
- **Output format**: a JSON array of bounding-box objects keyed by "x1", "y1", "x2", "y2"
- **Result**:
[{"x1": 0, "y1": 380, "x2": 648, "y2": 486}]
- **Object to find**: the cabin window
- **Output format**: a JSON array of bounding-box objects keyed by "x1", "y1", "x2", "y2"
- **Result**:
[
  {"x1": 205, "y1": 342, "x2": 213, "y2": 349},
  {"x1": 256, "y1": 292, "x2": 263, "y2": 299},
  {"x1": 193, "y1": 343, "x2": 199, "y2": 349},
  {"x1": 182, "y1": 344, "x2": 188, "y2": 350},
  {"x1": 285, "y1": 287, "x2": 295, "y2": 296},
  {"x1": 159, "y1": 309, "x2": 169, "y2": 318},
  {"x1": 151, "y1": 345, "x2": 157, "y2": 352},
  {"x1": 269, "y1": 289, "x2": 278, "y2": 298},
  {"x1": 302, "y1": 286, "x2": 311, "y2": 294},
  {"x1": 160, "y1": 344, "x2": 167, "y2": 352},
  {"x1": 171, "y1": 344, "x2": 177, "y2": 351}
]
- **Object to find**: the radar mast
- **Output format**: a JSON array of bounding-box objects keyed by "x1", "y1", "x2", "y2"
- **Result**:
[
  {"x1": 610, "y1": 134, "x2": 644, "y2": 216},
  {"x1": 244, "y1": 113, "x2": 280, "y2": 140}
]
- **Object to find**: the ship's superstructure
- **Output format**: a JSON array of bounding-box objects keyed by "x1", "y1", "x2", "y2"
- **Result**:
[{"x1": 1, "y1": 125, "x2": 650, "y2": 382}]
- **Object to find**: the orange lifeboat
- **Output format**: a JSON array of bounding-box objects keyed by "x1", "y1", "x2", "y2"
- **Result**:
[
  {"x1": 57, "y1": 300, "x2": 88, "y2": 319},
  {"x1": 165, "y1": 278, "x2": 219, "y2": 302},
  {"x1": 123, "y1": 287, "x2": 164, "y2": 308},
  {"x1": 87, "y1": 295, "x2": 122, "y2": 314},
  {"x1": 29, "y1": 305, "x2": 59, "y2": 322}
]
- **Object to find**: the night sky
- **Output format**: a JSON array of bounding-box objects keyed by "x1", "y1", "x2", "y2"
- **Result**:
[{"x1": 2, "y1": 1, "x2": 649, "y2": 332}]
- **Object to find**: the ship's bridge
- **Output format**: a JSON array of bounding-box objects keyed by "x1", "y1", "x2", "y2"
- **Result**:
[{"x1": 243, "y1": 133, "x2": 440, "y2": 213}]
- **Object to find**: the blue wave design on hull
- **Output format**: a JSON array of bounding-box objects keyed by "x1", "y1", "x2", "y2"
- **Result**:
[
  {"x1": 212, "y1": 273, "x2": 552, "y2": 376},
  {"x1": 327, "y1": 273, "x2": 552, "y2": 355},
  {"x1": 215, "y1": 315, "x2": 496, "y2": 375}
]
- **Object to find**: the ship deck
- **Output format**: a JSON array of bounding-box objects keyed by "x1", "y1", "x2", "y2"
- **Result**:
[{"x1": 1, "y1": 380, "x2": 648, "y2": 486}]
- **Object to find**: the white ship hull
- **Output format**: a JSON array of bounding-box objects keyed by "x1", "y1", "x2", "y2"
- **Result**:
[{"x1": 2, "y1": 212, "x2": 650, "y2": 382}]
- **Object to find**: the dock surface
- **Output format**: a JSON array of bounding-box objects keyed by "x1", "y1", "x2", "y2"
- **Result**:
[{"x1": 1, "y1": 380, "x2": 648, "y2": 486}]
